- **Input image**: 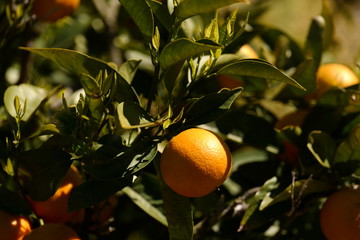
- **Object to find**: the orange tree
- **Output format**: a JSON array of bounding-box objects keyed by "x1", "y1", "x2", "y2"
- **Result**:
[{"x1": 1, "y1": 0, "x2": 360, "y2": 239}]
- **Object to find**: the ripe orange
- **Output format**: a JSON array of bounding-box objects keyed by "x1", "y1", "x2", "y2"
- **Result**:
[
  {"x1": 274, "y1": 109, "x2": 309, "y2": 130},
  {"x1": 160, "y1": 128, "x2": 232, "y2": 197},
  {"x1": 0, "y1": 209, "x2": 31, "y2": 240},
  {"x1": 320, "y1": 187, "x2": 360, "y2": 240},
  {"x1": 31, "y1": 0, "x2": 81, "y2": 22},
  {"x1": 316, "y1": 63, "x2": 359, "y2": 96},
  {"x1": 28, "y1": 165, "x2": 83, "y2": 223},
  {"x1": 236, "y1": 44, "x2": 259, "y2": 59},
  {"x1": 23, "y1": 223, "x2": 80, "y2": 240}
]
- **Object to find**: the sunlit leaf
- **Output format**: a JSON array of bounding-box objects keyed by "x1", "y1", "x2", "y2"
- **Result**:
[
  {"x1": 217, "y1": 59, "x2": 305, "y2": 90},
  {"x1": 159, "y1": 38, "x2": 222, "y2": 70},
  {"x1": 20, "y1": 47, "x2": 138, "y2": 103},
  {"x1": 4, "y1": 83, "x2": 47, "y2": 122},
  {"x1": 176, "y1": 0, "x2": 248, "y2": 20}
]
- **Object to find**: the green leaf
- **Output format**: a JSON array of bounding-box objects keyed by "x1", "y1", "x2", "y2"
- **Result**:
[
  {"x1": 123, "y1": 186, "x2": 168, "y2": 226},
  {"x1": 217, "y1": 59, "x2": 305, "y2": 90},
  {"x1": 19, "y1": 148, "x2": 73, "y2": 201},
  {"x1": 146, "y1": 0, "x2": 175, "y2": 31},
  {"x1": 119, "y1": 59, "x2": 141, "y2": 84},
  {"x1": 176, "y1": 0, "x2": 248, "y2": 20},
  {"x1": 159, "y1": 38, "x2": 222, "y2": 70},
  {"x1": 117, "y1": 101, "x2": 155, "y2": 129},
  {"x1": 307, "y1": 131, "x2": 336, "y2": 168},
  {"x1": 84, "y1": 140, "x2": 157, "y2": 180},
  {"x1": 4, "y1": 83, "x2": 47, "y2": 122},
  {"x1": 259, "y1": 179, "x2": 334, "y2": 211},
  {"x1": 154, "y1": 157, "x2": 193, "y2": 240},
  {"x1": 184, "y1": 88, "x2": 242, "y2": 127},
  {"x1": 333, "y1": 125, "x2": 360, "y2": 175},
  {"x1": 119, "y1": 0, "x2": 154, "y2": 40},
  {"x1": 0, "y1": 186, "x2": 32, "y2": 215},
  {"x1": 27, "y1": 123, "x2": 60, "y2": 138},
  {"x1": 68, "y1": 175, "x2": 134, "y2": 211},
  {"x1": 80, "y1": 73, "x2": 103, "y2": 121},
  {"x1": 275, "y1": 17, "x2": 323, "y2": 99},
  {"x1": 219, "y1": 9, "x2": 238, "y2": 45},
  {"x1": 240, "y1": 177, "x2": 278, "y2": 229},
  {"x1": 20, "y1": 47, "x2": 138, "y2": 103},
  {"x1": 204, "y1": 13, "x2": 219, "y2": 43}
]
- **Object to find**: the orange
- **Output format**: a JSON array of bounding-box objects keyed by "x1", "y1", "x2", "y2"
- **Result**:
[
  {"x1": 0, "y1": 209, "x2": 31, "y2": 240},
  {"x1": 160, "y1": 128, "x2": 232, "y2": 197},
  {"x1": 28, "y1": 165, "x2": 83, "y2": 223},
  {"x1": 316, "y1": 63, "x2": 359, "y2": 96},
  {"x1": 320, "y1": 187, "x2": 360, "y2": 240},
  {"x1": 92, "y1": 195, "x2": 118, "y2": 224},
  {"x1": 274, "y1": 109, "x2": 309, "y2": 130},
  {"x1": 23, "y1": 223, "x2": 80, "y2": 240},
  {"x1": 236, "y1": 44, "x2": 259, "y2": 59},
  {"x1": 31, "y1": 0, "x2": 81, "y2": 22},
  {"x1": 277, "y1": 140, "x2": 299, "y2": 165},
  {"x1": 217, "y1": 44, "x2": 258, "y2": 89}
]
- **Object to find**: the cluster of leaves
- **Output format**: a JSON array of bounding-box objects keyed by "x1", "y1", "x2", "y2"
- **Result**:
[{"x1": 1, "y1": 0, "x2": 360, "y2": 239}]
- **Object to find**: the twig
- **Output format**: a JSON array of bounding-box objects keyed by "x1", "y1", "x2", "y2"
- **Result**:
[{"x1": 193, "y1": 187, "x2": 260, "y2": 239}]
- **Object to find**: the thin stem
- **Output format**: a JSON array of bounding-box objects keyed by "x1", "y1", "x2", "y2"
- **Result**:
[{"x1": 146, "y1": 63, "x2": 161, "y2": 113}]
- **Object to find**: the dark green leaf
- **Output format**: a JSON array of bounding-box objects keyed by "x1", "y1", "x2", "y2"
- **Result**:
[
  {"x1": 123, "y1": 186, "x2": 168, "y2": 226},
  {"x1": 333, "y1": 125, "x2": 360, "y2": 175},
  {"x1": 275, "y1": 17, "x2": 323, "y2": 99},
  {"x1": 217, "y1": 59, "x2": 305, "y2": 90},
  {"x1": 176, "y1": 0, "x2": 248, "y2": 20},
  {"x1": 240, "y1": 177, "x2": 278, "y2": 229},
  {"x1": 68, "y1": 175, "x2": 134, "y2": 211},
  {"x1": 159, "y1": 38, "x2": 222, "y2": 70},
  {"x1": 118, "y1": 59, "x2": 142, "y2": 84},
  {"x1": 184, "y1": 88, "x2": 242, "y2": 127},
  {"x1": 307, "y1": 131, "x2": 336, "y2": 168},
  {"x1": 154, "y1": 157, "x2": 193, "y2": 240},
  {"x1": 84, "y1": 140, "x2": 157, "y2": 180},
  {"x1": 19, "y1": 148, "x2": 72, "y2": 201},
  {"x1": 0, "y1": 186, "x2": 32, "y2": 215},
  {"x1": 117, "y1": 101, "x2": 154, "y2": 129},
  {"x1": 146, "y1": 0, "x2": 174, "y2": 31},
  {"x1": 119, "y1": 0, "x2": 154, "y2": 39},
  {"x1": 259, "y1": 179, "x2": 334, "y2": 210}
]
